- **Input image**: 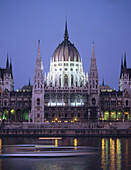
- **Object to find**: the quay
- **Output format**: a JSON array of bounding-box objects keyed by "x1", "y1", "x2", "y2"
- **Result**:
[{"x1": 0, "y1": 121, "x2": 131, "y2": 137}]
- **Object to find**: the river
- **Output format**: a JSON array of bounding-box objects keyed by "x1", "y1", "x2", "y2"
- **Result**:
[{"x1": 0, "y1": 136, "x2": 131, "y2": 170}]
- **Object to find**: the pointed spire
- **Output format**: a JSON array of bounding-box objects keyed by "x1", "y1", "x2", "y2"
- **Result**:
[
  {"x1": 6, "y1": 54, "x2": 9, "y2": 68},
  {"x1": 124, "y1": 52, "x2": 127, "y2": 69},
  {"x1": 10, "y1": 57, "x2": 13, "y2": 78},
  {"x1": 91, "y1": 41, "x2": 95, "y2": 58},
  {"x1": 64, "y1": 20, "x2": 69, "y2": 40},
  {"x1": 6, "y1": 54, "x2": 9, "y2": 73},
  {"x1": 121, "y1": 56, "x2": 123, "y2": 69},
  {"x1": 37, "y1": 40, "x2": 41, "y2": 59},
  {"x1": 120, "y1": 56, "x2": 123, "y2": 78},
  {"x1": 29, "y1": 78, "x2": 31, "y2": 86},
  {"x1": 102, "y1": 79, "x2": 105, "y2": 86}
]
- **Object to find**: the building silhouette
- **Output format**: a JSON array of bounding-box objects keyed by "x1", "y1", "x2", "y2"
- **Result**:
[{"x1": 0, "y1": 22, "x2": 131, "y2": 123}]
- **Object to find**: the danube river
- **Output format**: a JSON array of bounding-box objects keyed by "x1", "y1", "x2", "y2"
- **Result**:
[{"x1": 0, "y1": 136, "x2": 131, "y2": 170}]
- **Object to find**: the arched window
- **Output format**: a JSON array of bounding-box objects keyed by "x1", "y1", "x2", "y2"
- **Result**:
[
  {"x1": 126, "y1": 100, "x2": 128, "y2": 106},
  {"x1": 76, "y1": 81, "x2": 78, "y2": 87},
  {"x1": 93, "y1": 80, "x2": 95, "y2": 88},
  {"x1": 37, "y1": 98, "x2": 40, "y2": 105},
  {"x1": 71, "y1": 75, "x2": 73, "y2": 86},
  {"x1": 59, "y1": 76, "x2": 61, "y2": 86},
  {"x1": 64, "y1": 75, "x2": 68, "y2": 87},
  {"x1": 38, "y1": 81, "x2": 40, "y2": 88},
  {"x1": 92, "y1": 98, "x2": 96, "y2": 105}
]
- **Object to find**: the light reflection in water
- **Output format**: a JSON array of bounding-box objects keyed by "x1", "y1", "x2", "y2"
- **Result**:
[
  {"x1": 74, "y1": 138, "x2": 77, "y2": 150},
  {"x1": 0, "y1": 137, "x2": 129, "y2": 170},
  {"x1": 55, "y1": 139, "x2": 58, "y2": 147},
  {"x1": 116, "y1": 138, "x2": 121, "y2": 170},
  {"x1": 110, "y1": 138, "x2": 115, "y2": 170},
  {"x1": 125, "y1": 139, "x2": 129, "y2": 170},
  {"x1": 101, "y1": 138, "x2": 122, "y2": 170},
  {"x1": 105, "y1": 139, "x2": 108, "y2": 169},
  {"x1": 101, "y1": 138, "x2": 105, "y2": 169}
]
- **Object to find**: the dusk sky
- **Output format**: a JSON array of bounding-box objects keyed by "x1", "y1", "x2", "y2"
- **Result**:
[{"x1": 0, "y1": 0, "x2": 131, "y2": 90}]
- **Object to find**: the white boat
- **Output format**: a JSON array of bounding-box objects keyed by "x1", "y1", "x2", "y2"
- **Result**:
[{"x1": 0, "y1": 145, "x2": 100, "y2": 158}]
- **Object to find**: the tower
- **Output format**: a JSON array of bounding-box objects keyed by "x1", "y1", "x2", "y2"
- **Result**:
[
  {"x1": 1, "y1": 55, "x2": 14, "y2": 92},
  {"x1": 9, "y1": 58, "x2": 14, "y2": 91},
  {"x1": 88, "y1": 42, "x2": 99, "y2": 96},
  {"x1": 119, "y1": 53, "x2": 130, "y2": 91},
  {"x1": 31, "y1": 40, "x2": 44, "y2": 123},
  {"x1": 88, "y1": 42, "x2": 99, "y2": 121}
]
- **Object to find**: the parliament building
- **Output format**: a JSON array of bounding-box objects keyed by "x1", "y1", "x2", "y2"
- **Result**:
[{"x1": 0, "y1": 22, "x2": 131, "y2": 123}]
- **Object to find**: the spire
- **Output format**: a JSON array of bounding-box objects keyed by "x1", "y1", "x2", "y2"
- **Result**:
[
  {"x1": 124, "y1": 52, "x2": 127, "y2": 69},
  {"x1": 37, "y1": 40, "x2": 41, "y2": 59},
  {"x1": 6, "y1": 54, "x2": 9, "y2": 73},
  {"x1": 120, "y1": 56, "x2": 123, "y2": 77},
  {"x1": 10, "y1": 57, "x2": 13, "y2": 78},
  {"x1": 121, "y1": 56, "x2": 123, "y2": 69},
  {"x1": 6, "y1": 54, "x2": 9, "y2": 68},
  {"x1": 29, "y1": 78, "x2": 31, "y2": 86},
  {"x1": 64, "y1": 20, "x2": 69, "y2": 40},
  {"x1": 88, "y1": 41, "x2": 99, "y2": 95},
  {"x1": 102, "y1": 79, "x2": 105, "y2": 86},
  {"x1": 91, "y1": 41, "x2": 95, "y2": 58}
]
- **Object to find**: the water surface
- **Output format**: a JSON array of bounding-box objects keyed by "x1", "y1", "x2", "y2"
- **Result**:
[{"x1": 0, "y1": 136, "x2": 131, "y2": 170}]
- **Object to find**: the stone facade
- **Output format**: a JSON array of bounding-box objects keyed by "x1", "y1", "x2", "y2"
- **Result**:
[
  {"x1": 30, "y1": 40, "x2": 44, "y2": 123},
  {"x1": 0, "y1": 22, "x2": 131, "y2": 123}
]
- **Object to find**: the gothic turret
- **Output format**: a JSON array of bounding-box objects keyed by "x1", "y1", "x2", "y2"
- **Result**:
[
  {"x1": 88, "y1": 42, "x2": 99, "y2": 95},
  {"x1": 28, "y1": 78, "x2": 31, "y2": 86},
  {"x1": 6, "y1": 54, "x2": 9, "y2": 73},
  {"x1": 31, "y1": 40, "x2": 44, "y2": 123},
  {"x1": 124, "y1": 53, "x2": 127, "y2": 69},
  {"x1": 120, "y1": 56, "x2": 123, "y2": 78},
  {"x1": 10, "y1": 58, "x2": 13, "y2": 79},
  {"x1": 88, "y1": 42, "x2": 99, "y2": 121},
  {"x1": 119, "y1": 53, "x2": 130, "y2": 91}
]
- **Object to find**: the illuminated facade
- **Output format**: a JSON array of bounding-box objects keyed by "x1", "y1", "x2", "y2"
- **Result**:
[
  {"x1": 46, "y1": 22, "x2": 88, "y2": 89},
  {"x1": 0, "y1": 22, "x2": 131, "y2": 123}
]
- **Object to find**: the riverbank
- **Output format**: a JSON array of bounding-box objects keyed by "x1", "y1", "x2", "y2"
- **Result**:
[
  {"x1": 0, "y1": 121, "x2": 131, "y2": 137},
  {"x1": 0, "y1": 128, "x2": 131, "y2": 137}
]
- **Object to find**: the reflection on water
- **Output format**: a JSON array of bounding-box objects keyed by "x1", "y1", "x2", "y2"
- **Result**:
[
  {"x1": 55, "y1": 139, "x2": 58, "y2": 147},
  {"x1": 116, "y1": 138, "x2": 121, "y2": 170},
  {"x1": 110, "y1": 138, "x2": 115, "y2": 170},
  {"x1": 74, "y1": 138, "x2": 77, "y2": 150},
  {"x1": 125, "y1": 139, "x2": 129, "y2": 170},
  {"x1": 101, "y1": 138, "x2": 122, "y2": 170},
  {"x1": 0, "y1": 137, "x2": 131, "y2": 169}
]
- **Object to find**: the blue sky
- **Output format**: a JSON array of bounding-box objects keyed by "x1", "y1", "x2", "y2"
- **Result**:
[{"x1": 0, "y1": 0, "x2": 131, "y2": 90}]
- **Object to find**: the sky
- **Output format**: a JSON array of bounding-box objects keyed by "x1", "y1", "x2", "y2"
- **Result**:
[{"x1": 0, "y1": 0, "x2": 131, "y2": 90}]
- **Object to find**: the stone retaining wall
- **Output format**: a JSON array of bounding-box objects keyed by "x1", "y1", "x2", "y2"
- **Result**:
[{"x1": 0, "y1": 128, "x2": 131, "y2": 137}]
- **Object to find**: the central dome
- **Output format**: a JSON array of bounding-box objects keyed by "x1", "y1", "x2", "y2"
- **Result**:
[
  {"x1": 52, "y1": 21, "x2": 80, "y2": 62},
  {"x1": 46, "y1": 21, "x2": 87, "y2": 89}
]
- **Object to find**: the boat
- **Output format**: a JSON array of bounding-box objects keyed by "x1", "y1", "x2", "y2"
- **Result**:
[{"x1": 0, "y1": 145, "x2": 100, "y2": 158}]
